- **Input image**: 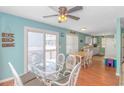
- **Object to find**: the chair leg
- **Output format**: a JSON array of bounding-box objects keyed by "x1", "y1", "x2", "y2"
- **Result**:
[
  {"x1": 81, "y1": 60, "x2": 85, "y2": 68},
  {"x1": 88, "y1": 59, "x2": 90, "y2": 65},
  {"x1": 83, "y1": 62, "x2": 86, "y2": 68},
  {"x1": 89, "y1": 59, "x2": 92, "y2": 64},
  {"x1": 86, "y1": 60, "x2": 89, "y2": 67},
  {"x1": 89, "y1": 58, "x2": 93, "y2": 64}
]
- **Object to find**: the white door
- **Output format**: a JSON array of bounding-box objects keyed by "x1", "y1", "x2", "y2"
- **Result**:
[{"x1": 25, "y1": 27, "x2": 59, "y2": 73}]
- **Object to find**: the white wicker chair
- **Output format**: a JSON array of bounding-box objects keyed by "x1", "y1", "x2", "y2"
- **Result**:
[
  {"x1": 8, "y1": 62, "x2": 46, "y2": 86},
  {"x1": 57, "y1": 53, "x2": 65, "y2": 71},
  {"x1": 82, "y1": 49, "x2": 89, "y2": 67},
  {"x1": 88, "y1": 50, "x2": 93, "y2": 64},
  {"x1": 83, "y1": 49, "x2": 93, "y2": 66},
  {"x1": 51, "y1": 62, "x2": 81, "y2": 86},
  {"x1": 56, "y1": 53, "x2": 65, "y2": 76},
  {"x1": 28, "y1": 53, "x2": 43, "y2": 75},
  {"x1": 8, "y1": 62, "x2": 23, "y2": 86},
  {"x1": 64, "y1": 55, "x2": 76, "y2": 75}
]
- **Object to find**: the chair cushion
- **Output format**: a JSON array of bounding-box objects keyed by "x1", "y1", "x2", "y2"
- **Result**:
[
  {"x1": 24, "y1": 78, "x2": 46, "y2": 86},
  {"x1": 51, "y1": 74, "x2": 70, "y2": 86},
  {"x1": 20, "y1": 72, "x2": 37, "y2": 84},
  {"x1": 56, "y1": 76, "x2": 69, "y2": 83}
]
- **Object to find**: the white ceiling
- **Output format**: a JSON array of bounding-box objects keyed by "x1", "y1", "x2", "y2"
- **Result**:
[{"x1": 0, "y1": 6, "x2": 124, "y2": 36}]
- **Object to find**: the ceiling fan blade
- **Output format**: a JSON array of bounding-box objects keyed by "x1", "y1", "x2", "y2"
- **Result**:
[
  {"x1": 67, "y1": 15, "x2": 80, "y2": 20},
  {"x1": 43, "y1": 14, "x2": 58, "y2": 18},
  {"x1": 68, "y1": 6, "x2": 83, "y2": 13},
  {"x1": 48, "y1": 6, "x2": 58, "y2": 12}
]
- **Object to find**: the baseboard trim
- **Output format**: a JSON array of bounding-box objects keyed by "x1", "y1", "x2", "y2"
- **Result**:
[
  {"x1": 0, "y1": 77, "x2": 13, "y2": 84},
  {"x1": 0, "y1": 73, "x2": 26, "y2": 84}
]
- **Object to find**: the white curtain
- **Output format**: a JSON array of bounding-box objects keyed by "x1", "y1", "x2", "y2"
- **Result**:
[{"x1": 66, "y1": 34, "x2": 78, "y2": 54}]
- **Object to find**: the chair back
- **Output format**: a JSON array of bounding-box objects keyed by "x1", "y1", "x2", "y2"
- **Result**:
[
  {"x1": 69, "y1": 62, "x2": 81, "y2": 86},
  {"x1": 84, "y1": 49, "x2": 89, "y2": 61},
  {"x1": 57, "y1": 53, "x2": 65, "y2": 67},
  {"x1": 8, "y1": 62, "x2": 23, "y2": 86},
  {"x1": 28, "y1": 53, "x2": 43, "y2": 75},
  {"x1": 51, "y1": 62, "x2": 81, "y2": 86},
  {"x1": 66, "y1": 55, "x2": 76, "y2": 71}
]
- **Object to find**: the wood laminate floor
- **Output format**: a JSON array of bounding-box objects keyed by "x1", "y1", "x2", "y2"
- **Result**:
[
  {"x1": 0, "y1": 56, "x2": 119, "y2": 86},
  {"x1": 77, "y1": 56, "x2": 119, "y2": 86}
]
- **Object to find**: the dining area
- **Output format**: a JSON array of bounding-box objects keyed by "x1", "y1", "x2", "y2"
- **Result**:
[
  {"x1": 0, "y1": 6, "x2": 121, "y2": 87},
  {"x1": 8, "y1": 48, "x2": 93, "y2": 86}
]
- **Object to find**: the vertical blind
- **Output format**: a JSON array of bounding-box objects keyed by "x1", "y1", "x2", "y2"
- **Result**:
[{"x1": 66, "y1": 34, "x2": 78, "y2": 54}]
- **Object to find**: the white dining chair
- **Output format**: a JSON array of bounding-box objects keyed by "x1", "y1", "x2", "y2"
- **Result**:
[
  {"x1": 64, "y1": 55, "x2": 76, "y2": 75},
  {"x1": 81, "y1": 49, "x2": 89, "y2": 68},
  {"x1": 8, "y1": 62, "x2": 23, "y2": 86},
  {"x1": 84, "y1": 49, "x2": 93, "y2": 65},
  {"x1": 51, "y1": 62, "x2": 81, "y2": 86},
  {"x1": 88, "y1": 50, "x2": 93, "y2": 64},
  {"x1": 29, "y1": 53, "x2": 43, "y2": 75},
  {"x1": 8, "y1": 62, "x2": 46, "y2": 86},
  {"x1": 56, "y1": 53, "x2": 65, "y2": 76},
  {"x1": 57, "y1": 53, "x2": 65, "y2": 71}
]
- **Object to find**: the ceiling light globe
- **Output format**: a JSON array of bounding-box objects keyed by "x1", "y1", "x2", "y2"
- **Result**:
[
  {"x1": 61, "y1": 15, "x2": 65, "y2": 18},
  {"x1": 58, "y1": 16, "x2": 61, "y2": 20},
  {"x1": 64, "y1": 16, "x2": 67, "y2": 21}
]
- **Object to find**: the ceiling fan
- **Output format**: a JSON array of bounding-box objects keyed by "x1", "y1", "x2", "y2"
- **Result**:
[{"x1": 43, "y1": 6, "x2": 83, "y2": 23}]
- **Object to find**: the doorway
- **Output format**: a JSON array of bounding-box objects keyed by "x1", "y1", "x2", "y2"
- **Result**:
[{"x1": 24, "y1": 27, "x2": 59, "y2": 73}]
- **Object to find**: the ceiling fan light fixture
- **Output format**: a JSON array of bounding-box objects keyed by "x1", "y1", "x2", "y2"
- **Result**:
[
  {"x1": 58, "y1": 15, "x2": 67, "y2": 22},
  {"x1": 81, "y1": 28, "x2": 86, "y2": 31},
  {"x1": 44, "y1": 6, "x2": 82, "y2": 23}
]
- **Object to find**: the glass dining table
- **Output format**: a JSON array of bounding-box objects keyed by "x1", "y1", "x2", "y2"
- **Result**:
[
  {"x1": 30, "y1": 61, "x2": 67, "y2": 85},
  {"x1": 36, "y1": 63, "x2": 60, "y2": 79}
]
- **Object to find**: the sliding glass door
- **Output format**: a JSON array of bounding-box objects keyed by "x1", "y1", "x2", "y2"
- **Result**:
[
  {"x1": 28, "y1": 31, "x2": 44, "y2": 71},
  {"x1": 27, "y1": 28, "x2": 59, "y2": 73},
  {"x1": 45, "y1": 33, "x2": 57, "y2": 71}
]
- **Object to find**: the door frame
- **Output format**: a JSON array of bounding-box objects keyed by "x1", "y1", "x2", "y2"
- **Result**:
[{"x1": 24, "y1": 26, "x2": 59, "y2": 73}]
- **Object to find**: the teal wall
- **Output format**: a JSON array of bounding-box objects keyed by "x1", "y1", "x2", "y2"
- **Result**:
[
  {"x1": 0, "y1": 12, "x2": 89, "y2": 80},
  {"x1": 116, "y1": 18, "x2": 121, "y2": 76},
  {"x1": 78, "y1": 33, "x2": 87, "y2": 50}
]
